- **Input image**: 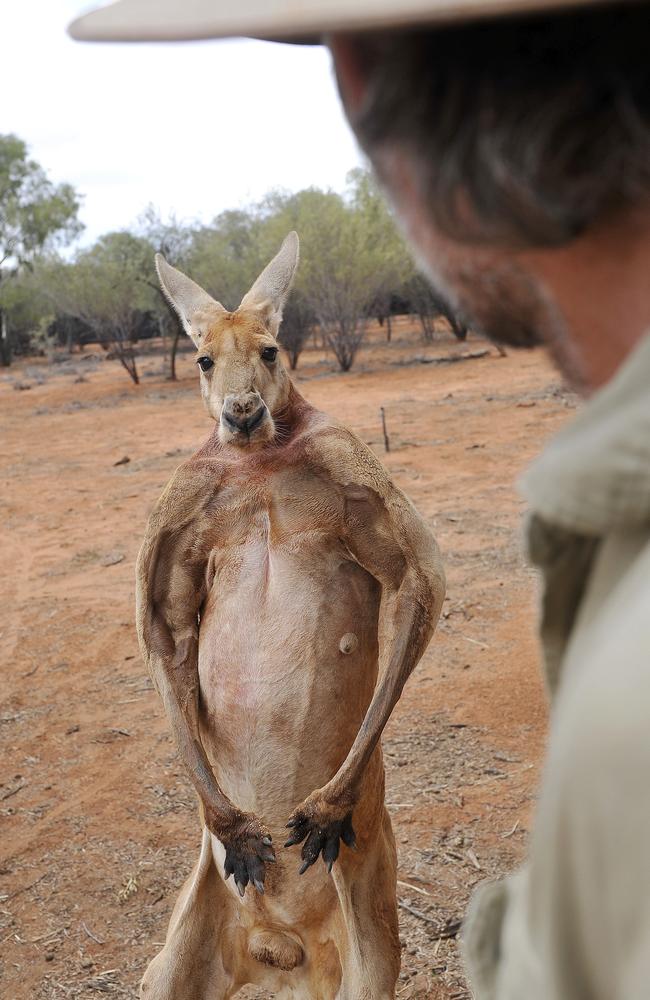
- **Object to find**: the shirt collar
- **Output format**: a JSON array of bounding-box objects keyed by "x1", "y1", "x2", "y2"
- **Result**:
[{"x1": 520, "y1": 332, "x2": 650, "y2": 535}]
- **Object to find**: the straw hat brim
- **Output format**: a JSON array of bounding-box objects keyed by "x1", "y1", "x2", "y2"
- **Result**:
[{"x1": 68, "y1": 0, "x2": 617, "y2": 44}]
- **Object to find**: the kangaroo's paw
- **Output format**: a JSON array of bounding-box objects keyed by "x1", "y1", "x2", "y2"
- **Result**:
[
  {"x1": 219, "y1": 814, "x2": 276, "y2": 897},
  {"x1": 285, "y1": 796, "x2": 356, "y2": 875}
]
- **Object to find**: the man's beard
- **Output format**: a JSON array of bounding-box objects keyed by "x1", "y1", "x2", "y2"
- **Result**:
[
  {"x1": 367, "y1": 144, "x2": 590, "y2": 393},
  {"x1": 422, "y1": 253, "x2": 589, "y2": 394}
]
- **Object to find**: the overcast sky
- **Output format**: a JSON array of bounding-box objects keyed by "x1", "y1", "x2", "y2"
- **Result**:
[{"x1": 2, "y1": 1, "x2": 364, "y2": 246}]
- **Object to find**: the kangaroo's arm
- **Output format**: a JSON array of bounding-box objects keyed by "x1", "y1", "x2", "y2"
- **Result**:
[
  {"x1": 334, "y1": 480, "x2": 445, "y2": 793},
  {"x1": 136, "y1": 464, "x2": 275, "y2": 895},
  {"x1": 286, "y1": 429, "x2": 445, "y2": 872}
]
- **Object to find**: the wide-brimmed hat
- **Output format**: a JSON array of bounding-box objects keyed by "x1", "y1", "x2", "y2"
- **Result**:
[{"x1": 68, "y1": 0, "x2": 619, "y2": 43}]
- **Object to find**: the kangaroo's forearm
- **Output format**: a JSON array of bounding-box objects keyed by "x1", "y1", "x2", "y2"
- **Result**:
[
  {"x1": 327, "y1": 576, "x2": 443, "y2": 802},
  {"x1": 151, "y1": 634, "x2": 242, "y2": 835}
]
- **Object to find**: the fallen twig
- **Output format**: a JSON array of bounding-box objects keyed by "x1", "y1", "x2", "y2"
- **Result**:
[
  {"x1": 438, "y1": 918, "x2": 462, "y2": 941},
  {"x1": 398, "y1": 900, "x2": 438, "y2": 926},
  {"x1": 0, "y1": 780, "x2": 26, "y2": 801},
  {"x1": 459, "y1": 634, "x2": 491, "y2": 649},
  {"x1": 397, "y1": 879, "x2": 430, "y2": 897},
  {"x1": 502, "y1": 819, "x2": 520, "y2": 839},
  {"x1": 30, "y1": 925, "x2": 68, "y2": 943},
  {"x1": 82, "y1": 921, "x2": 105, "y2": 945},
  {"x1": 410, "y1": 349, "x2": 490, "y2": 366},
  {"x1": 467, "y1": 848, "x2": 481, "y2": 870},
  {"x1": 398, "y1": 901, "x2": 462, "y2": 943},
  {"x1": 7, "y1": 872, "x2": 48, "y2": 900}
]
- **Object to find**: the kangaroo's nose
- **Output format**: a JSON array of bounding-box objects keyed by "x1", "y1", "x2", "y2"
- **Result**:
[{"x1": 222, "y1": 392, "x2": 266, "y2": 433}]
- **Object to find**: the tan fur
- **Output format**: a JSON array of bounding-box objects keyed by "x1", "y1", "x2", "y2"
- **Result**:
[{"x1": 137, "y1": 235, "x2": 445, "y2": 999}]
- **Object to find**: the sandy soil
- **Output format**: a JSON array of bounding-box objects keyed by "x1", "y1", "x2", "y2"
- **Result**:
[{"x1": 0, "y1": 319, "x2": 576, "y2": 998}]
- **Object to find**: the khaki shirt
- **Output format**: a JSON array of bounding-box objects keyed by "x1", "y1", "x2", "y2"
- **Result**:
[{"x1": 463, "y1": 333, "x2": 650, "y2": 1000}]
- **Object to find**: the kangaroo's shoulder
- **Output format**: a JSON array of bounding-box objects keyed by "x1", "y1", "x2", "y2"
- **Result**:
[
  {"x1": 302, "y1": 417, "x2": 396, "y2": 499},
  {"x1": 149, "y1": 455, "x2": 224, "y2": 531}
]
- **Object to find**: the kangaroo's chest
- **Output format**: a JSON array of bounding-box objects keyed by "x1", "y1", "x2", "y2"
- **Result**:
[{"x1": 208, "y1": 463, "x2": 344, "y2": 556}]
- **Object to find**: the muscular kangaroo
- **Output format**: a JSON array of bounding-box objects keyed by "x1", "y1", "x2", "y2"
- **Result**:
[{"x1": 136, "y1": 232, "x2": 445, "y2": 999}]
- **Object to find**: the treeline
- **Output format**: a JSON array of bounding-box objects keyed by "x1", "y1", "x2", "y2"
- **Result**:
[{"x1": 1, "y1": 134, "x2": 467, "y2": 381}]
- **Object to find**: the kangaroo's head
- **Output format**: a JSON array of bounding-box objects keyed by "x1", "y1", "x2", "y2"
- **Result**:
[{"x1": 156, "y1": 232, "x2": 299, "y2": 448}]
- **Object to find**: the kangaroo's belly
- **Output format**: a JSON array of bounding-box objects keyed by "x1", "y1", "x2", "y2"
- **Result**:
[{"x1": 198, "y1": 532, "x2": 381, "y2": 822}]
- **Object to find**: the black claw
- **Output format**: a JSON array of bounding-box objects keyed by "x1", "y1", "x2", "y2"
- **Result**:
[
  {"x1": 253, "y1": 878, "x2": 265, "y2": 894},
  {"x1": 286, "y1": 818, "x2": 299, "y2": 829},
  {"x1": 262, "y1": 835, "x2": 273, "y2": 846},
  {"x1": 260, "y1": 846, "x2": 276, "y2": 863},
  {"x1": 284, "y1": 826, "x2": 308, "y2": 848},
  {"x1": 249, "y1": 857, "x2": 265, "y2": 885},
  {"x1": 301, "y1": 828, "x2": 324, "y2": 860},
  {"x1": 234, "y1": 861, "x2": 249, "y2": 896},
  {"x1": 323, "y1": 836, "x2": 340, "y2": 870},
  {"x1": 341, "y1": 814, "x2": 357, "y2": 849},
  {"x1": 299, "y1": 860, "x2": 312, "y2": 875}
]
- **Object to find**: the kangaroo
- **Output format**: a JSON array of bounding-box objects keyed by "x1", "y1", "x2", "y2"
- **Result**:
[{"x1": 136, "y1": 232, "x2": 445, "y2": 999}]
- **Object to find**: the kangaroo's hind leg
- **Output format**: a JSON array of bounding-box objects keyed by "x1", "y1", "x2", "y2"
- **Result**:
[
  {"x1": 140, "y1": 826, "x2": 241, "y2": 1000},
  {"x1": 332, "y1": 806, "x2": 401, "y2": 1000}
]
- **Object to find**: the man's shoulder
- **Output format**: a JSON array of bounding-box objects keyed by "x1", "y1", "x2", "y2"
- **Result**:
[
  {"x1": 557, "y1": 531, "x2": 650, "y2": 756},
  {"x1": 567, "y1": 530, "x2": 650, "y2": 669}
]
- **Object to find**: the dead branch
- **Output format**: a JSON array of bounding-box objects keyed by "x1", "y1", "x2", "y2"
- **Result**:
[{"x1": 380, "y1": 407, "x2": 390, "y2": 452}]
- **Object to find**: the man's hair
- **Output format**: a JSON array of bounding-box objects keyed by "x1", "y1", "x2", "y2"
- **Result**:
[{"x1": 352, "y1": 3, "x2": 650, "y2": 246}]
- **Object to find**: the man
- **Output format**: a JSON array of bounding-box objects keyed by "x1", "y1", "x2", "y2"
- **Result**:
[{"x1": 70, "y1": 1, "x2": 650, "y2": 997}]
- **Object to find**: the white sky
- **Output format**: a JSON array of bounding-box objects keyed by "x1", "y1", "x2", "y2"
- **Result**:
[{"x1": 1, "y1": 1, "x2": 364, "y2": 246}]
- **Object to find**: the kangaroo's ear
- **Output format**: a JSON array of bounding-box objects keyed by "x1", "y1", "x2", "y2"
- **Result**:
[
  {"x1": 239, "y1": 232, "x2": 299, "y2": 336},
  {"x1": 155, "y1": 253, "x2": 225, "y2": 347}
]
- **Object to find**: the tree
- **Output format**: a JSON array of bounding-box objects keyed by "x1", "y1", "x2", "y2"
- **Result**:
[
  {"x1": 273, "y1": 172, "x2": 412, "y2": 371},
  {"x1": 278, "y1": 292, "x2": 316, "y2": 370},
  {"x1": 47, "y1": 313, "x2": 95, "y2": 352},
  {"x1": 0, "y1": 266, "x2": 52, "y2": 357},
  {"x1": 346, "y1": 168, "x2": 411, "y2": 343},
  {"x1": 405, "y1": 273, "x2": 439, "y2": 342},
  {"x1": 189, "y1": 209, "x2": 262, "y2": 310},
  {"x1": 404, "y1": 272, "x2": 469, "y2": 343},
  {"x1": 40, "y1": 232, "x2": 156, "y2": 384},
  {"x1": 0, "y1": 134, "x2": 81, "y2": 365},
  {"x1": 261, "y1": 187, "x2": 378, "y2": 372},
  {"x1": 137, "y1": 206, "x2": 195, "y2": 379}
]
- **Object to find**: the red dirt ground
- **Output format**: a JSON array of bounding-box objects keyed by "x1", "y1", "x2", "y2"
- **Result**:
[{"x1": 0, "y1": 319, "x2": 575, "y2": 998}]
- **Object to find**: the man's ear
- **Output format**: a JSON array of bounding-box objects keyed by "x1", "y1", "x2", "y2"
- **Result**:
[
  {"x1": 155, "y1": 253, "x2": 225, "y2": 348},
  {"x1": 239, "y1": 232, "x2": 299, "y2": 336}
]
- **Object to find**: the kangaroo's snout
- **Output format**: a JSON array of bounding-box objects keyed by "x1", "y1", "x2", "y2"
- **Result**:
[{"x1": 221, "y1": 392, "x2": 267, "y2": 435}]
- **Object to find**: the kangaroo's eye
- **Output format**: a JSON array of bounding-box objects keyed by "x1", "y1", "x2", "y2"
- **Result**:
[
  {"x1": 197, "y1": 356, "x2": 214, "y2": 372},
  {"x1": 261, "y1": 346, "x2": 278, "y2": 363}
]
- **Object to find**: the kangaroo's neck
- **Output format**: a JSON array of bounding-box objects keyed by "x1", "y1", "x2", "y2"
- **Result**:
[{"x1": 274, "y1": 380, "x2": 315, "y2": 439}]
